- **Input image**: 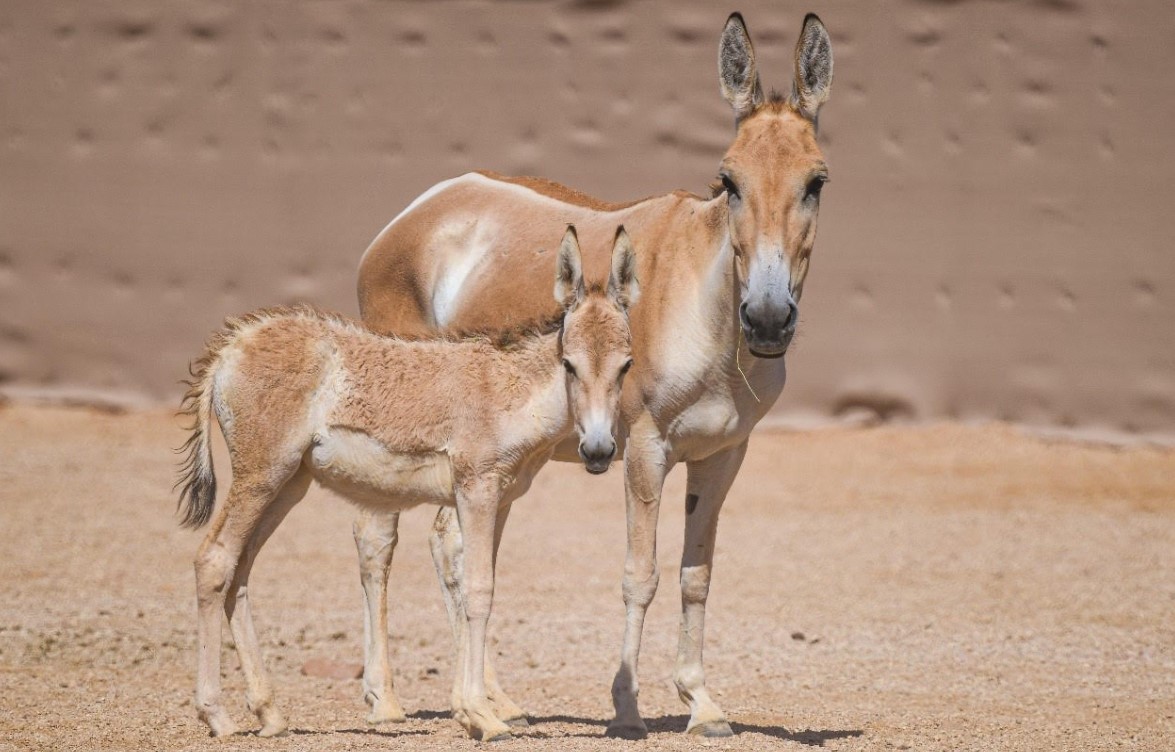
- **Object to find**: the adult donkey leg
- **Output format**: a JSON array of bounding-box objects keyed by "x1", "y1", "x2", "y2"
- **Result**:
[
  {"x1": 225, "y1": 466, "x2": 313, "y2": 737},
  {"x1": 674, "y1": 440, "x2": 748, "y2": 737},
  {"x1": 606, "y1": 428, "x2": 671, "y2": 740},
  {"x1": 431, "y1": 507, "x2": 527, "y2": 727},
  {"x1": 353, "y1": 508, "x2": 407, "y2": 724}
]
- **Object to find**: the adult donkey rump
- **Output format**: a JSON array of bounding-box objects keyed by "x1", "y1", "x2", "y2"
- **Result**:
[{"x1": 356, "y1": 12, "x2": 833, "y2": 739}]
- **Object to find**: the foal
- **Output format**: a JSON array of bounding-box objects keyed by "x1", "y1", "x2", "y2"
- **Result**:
[{"x1": 176, "y1": 226, "x2": 639, "y2": 741}]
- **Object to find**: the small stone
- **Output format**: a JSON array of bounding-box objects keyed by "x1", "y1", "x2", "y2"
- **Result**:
[
  {"x1": 301, "y1": 658, "x2": 363, "y2": 680},
  {"x1": 791, "y1": 631, "x2": 806, "y2": 641}
]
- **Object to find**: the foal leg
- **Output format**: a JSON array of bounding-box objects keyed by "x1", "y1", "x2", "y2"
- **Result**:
[
  {"x1": 353, "y1": 508, "x2": 406, "y2": 724},
  {"x1": 485, "y1": 501, "x2": 527, "y2": 725},
  {"x1": 225, "y1": 466, "x2": 313, "y2": 737},
  {"x1": 193, "y1": 476, "x2": 276, "y2": 737},
  {"x1": 607, "y1": 429, "x2": 671, "y2": 740},
  {"x1": 430, "y1": 506, "x2": 526, "y2": 727},
  {"x1": 674, "y1": 440, "x2": 747, "y2": 737},
  {"x1": 455, "y1": 486, "x2": 512, "y2": 742}
]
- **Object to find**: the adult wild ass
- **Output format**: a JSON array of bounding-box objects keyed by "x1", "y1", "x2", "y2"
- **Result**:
[
  {"x1": 177, "y1": 227, "x2": 640, "y2": 741},
  {"x1": 355, "y1": 12, "x2": 834, "y2": 738}
]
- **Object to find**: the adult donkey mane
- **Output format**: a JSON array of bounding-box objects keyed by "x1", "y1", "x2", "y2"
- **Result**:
[{"x1": 353, "y1": 10, "x2": 834, "y2": 740}]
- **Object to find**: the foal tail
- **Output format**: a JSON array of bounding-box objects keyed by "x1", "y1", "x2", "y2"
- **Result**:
[
  {"x1": 176, "y1": 312, "x2": 260, "y2": 529},
  {"x1": 175, "y1": 345, "x2": 219, "y2": 529}
]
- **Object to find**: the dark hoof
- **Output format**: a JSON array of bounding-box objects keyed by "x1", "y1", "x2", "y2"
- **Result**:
[
  {"x1": 688, "y1": 720, "x2": 734, "y2": 738},
  {"x1": 605, "y1": 723, "x2": 649, "y2": 740},
  {"x1": 504, "y1": 716, "x2": 530, "y2": 728},
  {"x1": 483, "y1": 730, "x2": 513, "y2": 742}
]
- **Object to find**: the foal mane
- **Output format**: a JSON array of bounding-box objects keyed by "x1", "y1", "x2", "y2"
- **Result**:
[{"x1": 219, "y1": 303, "x2": 569, "y2": 352}]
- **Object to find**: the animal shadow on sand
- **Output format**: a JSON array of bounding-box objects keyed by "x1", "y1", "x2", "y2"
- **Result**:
[
  {"x1": 284, "y1": 727, "x2": 430, "y2": 738},
  {"x1": 517, "y1": 713, "x2": 863, "y2": 745}
]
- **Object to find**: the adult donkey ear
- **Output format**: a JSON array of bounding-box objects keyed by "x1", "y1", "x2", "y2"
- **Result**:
[
  {"x1": 554, "y1": 225, "x2": 585, "y2": 309},
  {"x1": 607, "y1": 226, "x2": 640, "y2": 311},
  {"x1": 790, "y1": 13, "x2": 833, "y2": 124},
  {"x1": 718, "y1": 13, "x2": 763, "y2": 123}
]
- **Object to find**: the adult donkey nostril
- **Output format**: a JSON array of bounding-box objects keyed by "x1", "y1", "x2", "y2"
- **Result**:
[
  {"x1": 739, "y1": 301, "x2": 753, "y2": 332},
  {"x1": 781, "y1": 301, "x2": 798, "y2": 331}
]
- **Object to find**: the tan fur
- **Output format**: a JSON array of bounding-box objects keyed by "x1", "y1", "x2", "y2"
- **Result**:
[
  {"x1": 353, "y1": 12, "x2": 834, "y2": 739},
  {"x1": 180, "y1": 230, "x2": 637, "y2": 741}
]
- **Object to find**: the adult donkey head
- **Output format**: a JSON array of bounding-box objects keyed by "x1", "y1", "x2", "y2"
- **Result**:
[{"x1": 717, "y1": 13, "x2": 833, "y2": 358}]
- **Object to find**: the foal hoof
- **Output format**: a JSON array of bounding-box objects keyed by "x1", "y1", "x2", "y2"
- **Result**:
[
  {"x1": 201, "y1": 709, "x2": 239, "y2": 738},
  {"x1": 605, "y1": 722, "x2": 649, "y2": 740},
  {"x1": 688, "y1": 720, "x2": 734, "y2": 738},
  {"x1": 367, "y1": 704, "x2": 407, "y2": 725},
  {"x1": 256, "y1": 707, "x2": 288, "y2": 738},
  {"x1": 481, "y1": 729, "x2": 513, "y2": 742},
  {"x1": 504, "y1": 715, "x2": 530, "y2": 729}
]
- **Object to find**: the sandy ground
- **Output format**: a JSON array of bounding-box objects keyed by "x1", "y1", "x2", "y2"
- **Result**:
[{"x1": 0, "y1": 405, "x2": 1172, "y2": 751}]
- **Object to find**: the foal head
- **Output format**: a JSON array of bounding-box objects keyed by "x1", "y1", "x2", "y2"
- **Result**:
[
  {"x1": 716, "y1": 12, "x2": 834, "y2": 358},
  {"x1": 553, "y1": 226, "x2": 638, "y2": 475}
]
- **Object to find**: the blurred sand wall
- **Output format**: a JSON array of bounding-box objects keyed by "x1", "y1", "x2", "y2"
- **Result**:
[{"x1": 1, "y1": 1, "x2": 1173, "y2": 441}]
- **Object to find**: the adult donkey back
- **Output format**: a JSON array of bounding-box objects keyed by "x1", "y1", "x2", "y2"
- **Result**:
[{"x1": 356, "y1": 12, "x2": 833, "y2": 739}]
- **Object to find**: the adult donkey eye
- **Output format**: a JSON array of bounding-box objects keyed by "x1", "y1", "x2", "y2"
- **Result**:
[
  {"x1": 721, "y1": 175, "x2": 740, "y2": 201},
  {"x1": 562, "y1": 358, "x2": 577, "y2": 377},
  {"x1": 620, "y1": 358, "x2": 633, "y2": 375}
]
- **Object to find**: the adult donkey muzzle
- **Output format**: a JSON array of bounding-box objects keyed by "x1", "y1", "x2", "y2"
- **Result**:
[{"x1": 739, "y1": 298, "x2": 798, "y2": 358}]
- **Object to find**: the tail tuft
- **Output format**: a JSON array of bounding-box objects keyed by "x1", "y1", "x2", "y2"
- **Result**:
[{"x1": 173, "y1": 353, "x2": 219, "y2": 529}]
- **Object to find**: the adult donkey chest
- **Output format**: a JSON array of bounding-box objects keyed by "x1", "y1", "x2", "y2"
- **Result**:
[{"x1": 355, "y1": 12, "x2": 833, "y2": 739}]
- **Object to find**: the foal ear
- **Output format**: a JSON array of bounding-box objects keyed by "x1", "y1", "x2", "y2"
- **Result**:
[
  {"x1": 790, "y1": 13, "x2": 833, "y2": 123},
  {"x1": 554, "y1": 225, "x2": 585, "y2": 309},
  {"x1": 607, "y1": 226, "x2": 640, "y2": 310},
  {"x1": 718, "y1": 13, "x2": 764, "y2": 123}
]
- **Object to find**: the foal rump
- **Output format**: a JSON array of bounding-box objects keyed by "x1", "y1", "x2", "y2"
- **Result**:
[{"x1": 174, "y1": 305, "x2": 341, "y2": 529}]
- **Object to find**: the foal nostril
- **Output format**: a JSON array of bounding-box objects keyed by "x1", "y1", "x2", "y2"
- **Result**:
[{"x1": 579, "y1": 440, "x2": 617, "y2": 464}]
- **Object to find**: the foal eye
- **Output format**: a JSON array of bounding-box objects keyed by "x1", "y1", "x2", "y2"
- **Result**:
[
  {"x1": 562, "y1": 358, "x2": 576, "y2": 376},
  {"x1": 804, "y1": 176, "x2": 826, "y2": 203},
  {"x1": 619, "y1": 358, "x2": 633, "y2": 376},
  {"x1": 720, "y1": 175, "x2": 740, "y2": 201}
]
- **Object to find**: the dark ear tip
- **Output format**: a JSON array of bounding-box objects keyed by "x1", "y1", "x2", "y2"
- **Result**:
[
  {"x1": 614, "y1": 224, "x2": 627, "y2": 239},
  {"x1": 803, "y1": 12, "x2": 826, "y2": 31},
  {"x1": 565, "y1": 223, "x2": 578, "y2": 238},
  {"x1": 724, "y1": 12, "x2": 747, "y2": 30}
]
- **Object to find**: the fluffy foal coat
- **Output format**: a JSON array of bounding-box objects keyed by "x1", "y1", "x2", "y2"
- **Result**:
[{"x1": 177, "y1": 227, "x2": 638, "y2": 741}]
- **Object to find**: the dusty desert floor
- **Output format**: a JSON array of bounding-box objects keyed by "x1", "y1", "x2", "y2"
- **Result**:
[{"x1": 0, "y1": 405, "x2": 1172, "y2": 751}]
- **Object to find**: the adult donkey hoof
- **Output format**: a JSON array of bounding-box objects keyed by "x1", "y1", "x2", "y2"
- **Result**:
[
  {"x1": 504, "y1": 715, "x2": 530, "y2": 728},
  {"x1": 688, "y1": 720, "x2": 734, "y2": 738},
  {"x1": 605, "y1": 722, "x2": 649, "y2": 740}
]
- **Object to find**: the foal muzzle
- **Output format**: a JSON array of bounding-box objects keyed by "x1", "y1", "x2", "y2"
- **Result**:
[{"x1": 579, "y1": 439, "x2": 617, "y2": 475}]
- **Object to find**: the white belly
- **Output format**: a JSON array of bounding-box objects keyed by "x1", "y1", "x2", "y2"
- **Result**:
[{"x1": 308, "y1": 427, "x2": 455, "y2": 507}]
